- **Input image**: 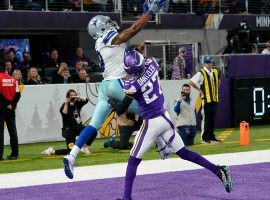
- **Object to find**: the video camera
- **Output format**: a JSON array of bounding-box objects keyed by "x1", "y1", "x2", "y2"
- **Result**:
[
  {"x1": 227, "y1": 19, "x2": 253, "y2": 53},
  {"x1": 181, "y1": 91, "x2": 187, "y2": 97}
]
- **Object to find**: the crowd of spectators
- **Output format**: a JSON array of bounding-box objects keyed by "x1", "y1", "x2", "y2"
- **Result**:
[
  {"x1": 154, "y1": 0, "x2": 268, "y2": 14},
  {"x1": 120, "y1": 0, "x2": 266, "y2": 15},
  {"x1": 0, "y1": 1, "x2": 269, "y2": 14},
  {"x1": 0, "y1": 46, "x2": 101, "y2": 85},
  {"x1": 0, "y1": 0, "x2": 115, "y2": 12},
  {"x1": 118, "y1": 0, "x2": 268, "y2": 15}
]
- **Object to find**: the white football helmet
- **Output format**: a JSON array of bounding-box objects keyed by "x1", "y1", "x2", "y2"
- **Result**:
[{"x1": 87, "y1": 15, "x2": 119, "y2": 40}]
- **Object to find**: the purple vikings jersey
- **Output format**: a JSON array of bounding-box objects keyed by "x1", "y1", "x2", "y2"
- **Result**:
[{"x1": 123, "y1": 58, "x2": 165, "y2": 119}]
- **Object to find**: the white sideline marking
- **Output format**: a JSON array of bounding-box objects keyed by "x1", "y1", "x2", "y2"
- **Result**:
[{"x1": 0, "y1": 150, "x2": 269, "y2": 189}]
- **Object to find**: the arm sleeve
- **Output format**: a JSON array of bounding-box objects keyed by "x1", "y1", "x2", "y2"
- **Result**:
[
  {"x1": 11, "y1": 92, "x2": 21, "y2": 109},
  {"x1": 77, "y1": 98, "x2": 89, "y2": 110},
  {"x1": 190, "y1": 72, "x2": 203, "y2": 86},
  {"x1": 59, "y1": 103, "x2": 66, "y2": 116},
  {"x1": 59, "y1": 104, "x2": 69, "y2": 128},
  {"x1": 115, "y1": 95, "x2": 134, "y2": 116},
  {"x1": 174, "y1": 100, "x2": 181, "y2": 115}
]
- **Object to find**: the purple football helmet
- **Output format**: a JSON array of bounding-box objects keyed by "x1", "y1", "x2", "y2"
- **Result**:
[{"x1": 123, "y1": 50, "x2": 145, "y2": 77}]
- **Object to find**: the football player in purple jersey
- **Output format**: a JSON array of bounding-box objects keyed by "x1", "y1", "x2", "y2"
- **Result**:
[{"x1": 110, "y1": 50, "x2": 232, "y2": 200}]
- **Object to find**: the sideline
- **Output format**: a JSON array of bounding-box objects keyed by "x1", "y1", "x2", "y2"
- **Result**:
[
  {"x1": 0, "y1": 149, "x2": 269, "y2": 189},
  {"x1": 217, "y1": 128, "x2": 233, "y2": 141}
]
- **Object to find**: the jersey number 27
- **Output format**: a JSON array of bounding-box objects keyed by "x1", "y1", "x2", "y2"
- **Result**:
[{"x1": 141, "y1": 71, "x2": 162, "y2": 104}]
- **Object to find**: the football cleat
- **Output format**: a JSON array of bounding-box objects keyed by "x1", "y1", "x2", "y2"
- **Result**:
[
  {"x1": 6, "y1": 155, "x2": 17, "y2": 160},
  {"x1": 158, "y1": 145, "x2": 174, "y2": 160},
  {"x1": 210, "y1": 138, "x2": 222, "y2": 143},
  {"x1": 41, "y1": 146, "x2": 53, "y2": 155},
  {"x1": 63, "y1": 154, "x2": 75, "y2": 179},
  {"x1": 81, "y1": 147, "x2": 91, "y2": 154},
  {"x1": 201, "y1": 140, "x2": 211, "y2": 144},
  {"x1": 217, "y1": 165, "x2": 233, "y2": 193}
]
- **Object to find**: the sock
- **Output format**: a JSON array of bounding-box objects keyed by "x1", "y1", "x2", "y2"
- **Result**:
[
  {"x1": 75, "y1": 125, "x2": 97, "y2": 148},
  {"x1": 86, "y1": 130, "x2": 98, "y2": 146},
  {"x1": 68, "y1": 125, "x2": 97, "y2": 159},
  {"x1": 176, "y1": 147, "x2": 219, "y2": 175},
  {"x1": 123, "y1": 156, "x2": 142, "y2": 199},
  {"x1": 69, "y1": 146, "x2": 80, "y2": 159}
]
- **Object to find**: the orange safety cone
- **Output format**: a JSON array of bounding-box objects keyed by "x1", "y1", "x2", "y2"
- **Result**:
[{"x1": 240, "y1": 121, "x2": 250, "y2": 146}]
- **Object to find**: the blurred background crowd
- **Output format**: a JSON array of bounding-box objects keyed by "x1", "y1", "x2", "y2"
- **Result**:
[
  {"x1": 0, "y1": 1, "x2": 269, "y2": 14},
  {"x1": 0, "y1": 0, "x2": 270, "y2": 84},
  {"x1": 0, "y1": 46, "x2": 102, "y2": 85}
]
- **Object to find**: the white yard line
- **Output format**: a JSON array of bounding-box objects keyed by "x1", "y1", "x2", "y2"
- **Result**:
[{"x1": 0, "y1": 150, "x2": 269, "y2": 189}]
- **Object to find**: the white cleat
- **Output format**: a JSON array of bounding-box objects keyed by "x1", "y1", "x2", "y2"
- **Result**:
[
  {"x1": 41, "y1": 146, "x2": 53, "y2": 155},
  {"x1": 63, "y1": 154, "x2": 75, "y2": 179},
  {"x1": 81, "y1": 147, "x2": 91, "y2": 154}
]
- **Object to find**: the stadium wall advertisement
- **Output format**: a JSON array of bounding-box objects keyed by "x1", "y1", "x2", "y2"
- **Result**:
[{"x1": 4, "y1": 81, "x2": 201, "y2": 145}]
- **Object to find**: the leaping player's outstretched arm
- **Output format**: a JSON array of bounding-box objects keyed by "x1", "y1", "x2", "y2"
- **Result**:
[
  {"x1": 112, "y1": 0, "x2": 164, "y2": 45},
  {"x1": 112, "y1": 13, "x2": 153, "y2": 45}
]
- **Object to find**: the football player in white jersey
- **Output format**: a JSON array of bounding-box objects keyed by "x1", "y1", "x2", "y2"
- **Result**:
[{"x1": 63, "y1": 0, "x2": 169, "y2": 179}]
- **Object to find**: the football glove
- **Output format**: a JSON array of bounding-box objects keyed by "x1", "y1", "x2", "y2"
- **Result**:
[
  {"x1": 108, "y1": 97, "x2": 118, "y2": 111},
  {"x1": 144, "y1": 0, "x2": 164, "y2": 14}
]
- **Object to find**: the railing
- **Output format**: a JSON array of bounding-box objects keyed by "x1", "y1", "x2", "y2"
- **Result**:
[
  {"x1": 144, "y1": 41, "x2": 199, "y2": 80},
  {"x1": 143, "y1": 41, "x2": 266, "y2": 80},
  {"x1": 0, "y1": 0, "x2": 116, "y2": 12},
  {"x1": 144, "y1": 40, "x2": 270, "y2": 79},
  {"x1": 254, "y1": 42, "x2": 269, "y2": 53},
  {"x1": 121, "y1": 0, "x2": 270, "y2": 21},
  {"x1": 198, "y1": 45, "x2": 270, "y2": 78},
  {"x1": 0, "y1": 1, "x2": 269, "y2": 16},
  {"x1": 198, "y1": 55, "x2": 228, "y2": 78}
]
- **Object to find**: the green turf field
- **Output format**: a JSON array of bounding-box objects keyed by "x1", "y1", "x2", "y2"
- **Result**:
[{"x1": 0, "y1": 125, "x2": 269, "y2": 174}]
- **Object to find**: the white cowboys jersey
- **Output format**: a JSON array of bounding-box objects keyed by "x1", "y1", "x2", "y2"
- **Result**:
[{"x1": 95, "y1": 30, "x2": 127, "y2": 80}]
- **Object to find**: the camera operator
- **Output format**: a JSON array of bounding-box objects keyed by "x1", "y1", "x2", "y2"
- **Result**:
[
  {"x1": 237, "y1": 20, "x2": 251, "y2": 53},
  {"x1": 224, "y1": 19, "x2": 254, "y2": 54},
  {"x1": 174, "y1": 84, "x2": 197, "y2": 146},
  {"x1": 41, "y1": 89, "x2": 93, "y2": 155}
]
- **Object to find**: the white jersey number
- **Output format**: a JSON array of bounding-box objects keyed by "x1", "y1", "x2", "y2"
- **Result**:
[{"x1": 141, "y1": 71, "x2": 162, "y2": 104}]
